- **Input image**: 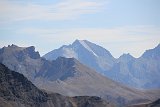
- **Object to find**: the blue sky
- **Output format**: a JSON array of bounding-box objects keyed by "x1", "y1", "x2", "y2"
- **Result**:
[{"x1": 0, "y1": 0, "x2": 160, "y2": 58}]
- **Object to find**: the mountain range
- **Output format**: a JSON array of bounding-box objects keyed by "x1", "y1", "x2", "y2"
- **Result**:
[
  {"x1": 0, "y1": 63, "x2": 112, "y2": 107},
  {"x1": 0, "y1": 43, "x2": 160, "y2": 106},
  {"x1": 43, "y1": 40, "x2": 160, "y2": 89}
]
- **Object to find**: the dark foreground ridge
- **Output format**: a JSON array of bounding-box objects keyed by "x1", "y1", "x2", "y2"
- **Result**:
[{"x1": 0, "y1": 63, "x2": 114, "y2": 107}]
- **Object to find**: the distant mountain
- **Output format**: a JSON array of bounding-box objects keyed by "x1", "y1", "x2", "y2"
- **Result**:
[
  {"x1": 117, "y1": 53, "x2": 134, "y2": 63},
  {"x1": 109, "y1": 44, "x2": 160, "y2": 89},
  {"x1": 43, "y1": 40, "x2": 116, "y2": 74},
  {"x1": 35, "y1": 57, "x2": 151, "y2": 106},
  {"x1": 0, "y1": 63, "x2": 112, "y2": 107},
  {"x1": 0, "y1": 44, "x2": 159, "y2": 106},
  {"x1": 43, "y1": 40, "x2": 160, "y2": 89}
]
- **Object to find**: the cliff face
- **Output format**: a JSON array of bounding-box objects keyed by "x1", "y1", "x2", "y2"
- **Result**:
[{"x1": 0, "y1": 63, "x2": 114, "y2": 107}]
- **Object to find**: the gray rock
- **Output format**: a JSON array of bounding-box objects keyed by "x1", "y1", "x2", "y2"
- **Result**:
[{"x1": 0, "y1": 63, "x2": 114, "y2": 107}]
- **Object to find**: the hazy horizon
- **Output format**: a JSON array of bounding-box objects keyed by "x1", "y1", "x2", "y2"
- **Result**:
[
  {"x1": 0, "y1": 40, "x2": 159, "y2": 59},
  {"x1": 1, "y1": 0, "x2": 160, "y2": 58}
]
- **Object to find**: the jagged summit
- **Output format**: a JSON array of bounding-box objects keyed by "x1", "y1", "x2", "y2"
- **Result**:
[
  {"x1": 2, "y1": 44, "x2": 24, "y2": 51},
  {"x1": 8, "y1": 44, "x2": 18, "y2": 47},
  {"x1": 119, "y1": 53, "x2": 133, "y2": 58},
  {"x1": 118, "y1": 53, "x2": 135, "y2": 62},
  {"x1": 1, "y1": 44, "x2": 40, "y2": 59},
  {"x1": 141, "y1": 43, "x2": 160, "y2": 59}
]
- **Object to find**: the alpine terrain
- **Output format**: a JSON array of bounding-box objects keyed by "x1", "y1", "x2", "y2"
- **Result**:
[
  {"x1": 0, "y1": 63, "x2": 113, "y2": 107},
  {"x1": 0, "y1": 44, "x2": 160, "y2": 106},
  {"x1": 44, "y1": 40, "x2": 160, "y2": 89}
]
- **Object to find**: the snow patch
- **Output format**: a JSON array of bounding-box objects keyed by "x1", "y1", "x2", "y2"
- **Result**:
[
  {"x1": 79, "y1": 40, "x2": 98, "y2": 57},
  {"x1": 62, "y1": 47, "x2": 78, "y2": 58}
]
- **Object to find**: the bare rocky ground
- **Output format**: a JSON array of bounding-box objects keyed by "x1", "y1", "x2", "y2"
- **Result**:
[{"x1": 0, "y1": 63, "x2": 114, "y2": 107}]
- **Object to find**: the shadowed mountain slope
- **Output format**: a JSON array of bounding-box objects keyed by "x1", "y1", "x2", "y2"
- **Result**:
[{"x1": 0, "y1": 63, "x2": 114, "y2": 107}]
